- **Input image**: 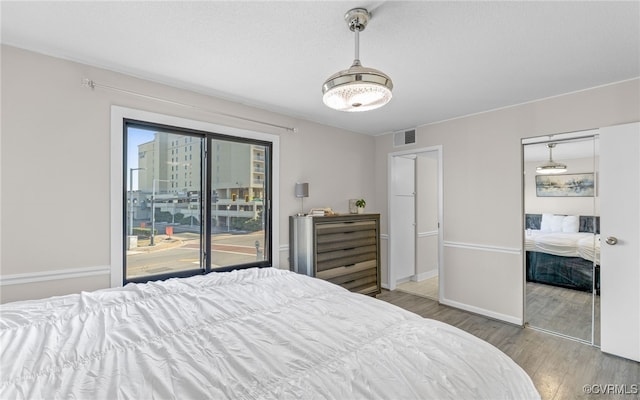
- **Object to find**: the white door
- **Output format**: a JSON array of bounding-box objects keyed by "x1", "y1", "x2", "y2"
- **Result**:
[
  {"x1": 600, "y1": 122, "x2": 640, "y2": 362},
  {"x1": 389, "y1": 155, "x2": 416, "y2": 287}
]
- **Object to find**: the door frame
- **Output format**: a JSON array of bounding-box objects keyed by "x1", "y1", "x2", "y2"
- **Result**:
[{"x1": 387, "y1": 145, "x2": 443, "y2": 297}]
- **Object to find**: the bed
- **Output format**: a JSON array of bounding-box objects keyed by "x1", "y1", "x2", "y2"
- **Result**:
[
  {"x1": 525, "y1": 213, "x2": 600, "y2": 292},
  {"x1": 0, "y1": 267, "x2": 540, "y2": 399}
]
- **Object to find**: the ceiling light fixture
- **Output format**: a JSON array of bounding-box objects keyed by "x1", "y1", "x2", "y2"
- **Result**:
[
  {"x1": 536, "y1": 143, "x2": 567, "y2": 174},
  {"x1": 322, "y1": 8, "x2": 393, "y2": 112}
]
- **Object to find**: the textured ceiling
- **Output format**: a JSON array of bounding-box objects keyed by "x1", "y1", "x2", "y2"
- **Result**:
[{"x1": 2, "y1": 1, "x2": 639, "y2": 135}]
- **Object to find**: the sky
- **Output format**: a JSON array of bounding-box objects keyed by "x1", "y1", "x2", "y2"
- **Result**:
[{"x1": 127, "y1": 127, "x2": 155, "y2": 190}]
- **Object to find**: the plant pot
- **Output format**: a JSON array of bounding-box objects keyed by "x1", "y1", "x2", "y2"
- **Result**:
[{"x1": 357, "y1": 207, "x2": 364, "y2": 214}]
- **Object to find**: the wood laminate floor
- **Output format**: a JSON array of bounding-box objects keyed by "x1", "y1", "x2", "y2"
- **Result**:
[
  {"x1": 376, "y1": 289, "x2": 640, "y2": 400},
  {"x1": 526, "y1": 282, "x2": 600, "y2": 344}
]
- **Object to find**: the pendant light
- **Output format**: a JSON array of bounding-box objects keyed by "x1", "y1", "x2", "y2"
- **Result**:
[
  {"x1": 322, "y1": 8, "x2": 393, "y2": 112},
  {"x1": 536, "y1": 143, "x2": 567, "y2": 174}
]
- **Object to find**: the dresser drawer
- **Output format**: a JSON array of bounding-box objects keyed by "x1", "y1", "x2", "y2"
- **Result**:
[
  {"x1": 316, "y1": 243, "x2": 376, "y2": 268},
  {"x1": 317, "y1": 260, "x2": 377, "y2": 293},
  {"x1": 316, "y1": 259, "x2": 376, "y2": 280},
  {"x1": 315, "y1": 220, "x2": 376, "y2": 235},
  {"x1": 316, "y1": 232, "x2": 376, "y2": 253}
]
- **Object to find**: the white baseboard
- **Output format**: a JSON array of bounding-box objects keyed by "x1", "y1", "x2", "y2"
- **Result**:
[
  {"x1": 0, "y1": 266, "x2": 111, "y2": 286},
  {"x1": 412, "y1": 270, "x2": 438, "y2": 282},
  {"x1": 395, "y1": 276, "x2": 412, "y2": 285},
  {"x1": 440, "y1": 298, "x2": 523, "y2": 326}
]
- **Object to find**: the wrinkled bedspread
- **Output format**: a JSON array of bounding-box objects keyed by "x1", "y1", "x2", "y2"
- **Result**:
[
  {"x1": 0, "y1": 268, "x2": 540, "y2": 399},
  {"x1": 524, "y1": 230, "x2": 600, "y2": 264}
]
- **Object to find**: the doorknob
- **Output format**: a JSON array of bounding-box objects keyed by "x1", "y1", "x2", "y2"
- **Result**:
[{"x1": 606, "y1": 236, "x2": 618, "y2": 245}]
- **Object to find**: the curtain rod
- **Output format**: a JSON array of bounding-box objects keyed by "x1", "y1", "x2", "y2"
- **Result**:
[{"x1": 81, "y1": 78, "x2": 297, "y2": 133}]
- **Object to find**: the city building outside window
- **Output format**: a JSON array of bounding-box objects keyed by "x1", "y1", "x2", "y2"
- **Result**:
[{"x1": 124, "y1": 120, "x2": 272, "y2": 284}]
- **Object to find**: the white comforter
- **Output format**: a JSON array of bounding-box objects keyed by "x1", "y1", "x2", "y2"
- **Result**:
[
  {"x1": 578, "y1": 234, "x2": 601, "y2": 264},
  {"x1": 0, "y1": 268, "x2": 539, "y2": 399},
  {"x1": 525, "y1": 230, "x2": 600, "y2": 263}
]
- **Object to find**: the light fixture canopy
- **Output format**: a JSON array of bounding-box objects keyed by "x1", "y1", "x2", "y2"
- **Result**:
[
  {"x1": 322, "y1": 8, "x2": 393, "y2": 112},
  {"x1": 536, "y1": 143, "x2": 567, "y2": 174}
]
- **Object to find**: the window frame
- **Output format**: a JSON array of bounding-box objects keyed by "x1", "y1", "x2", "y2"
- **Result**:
[{"x1": 111, "y1": 106, "x2": 280, "y2": 287}]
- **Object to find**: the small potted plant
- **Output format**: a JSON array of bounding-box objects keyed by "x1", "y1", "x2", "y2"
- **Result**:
[{"x1": 355, "y1": 199, "x2": 366, "y2": 214}]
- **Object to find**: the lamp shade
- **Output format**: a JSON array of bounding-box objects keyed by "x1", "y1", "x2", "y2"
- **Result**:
[
  {"x1": 322, "y1": 62, "x2": 393, "y2": 112},
  {"x1": 295, "y1": 182, "x2": 309, "y2": 198},
  {"x1": 536, "y1": 143, "x2": 567, "y2": 174},
  {"x1": 322, "y1": 8, "x2": 393, "y2": 112},
  {"x1": 536, "y1": 161, "x2": 567, "y2": 174}
]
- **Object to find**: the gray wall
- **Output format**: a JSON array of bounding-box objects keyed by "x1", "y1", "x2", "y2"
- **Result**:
[
  {"x1": 375, "y1": 78, "x2": 639, "y2": 324},
  {"x1": 0, "y1": 45, "x2": 377, "y2": 302},
  {"x1": 416, "y1": 154, "x2": 439, "y2": 279}
]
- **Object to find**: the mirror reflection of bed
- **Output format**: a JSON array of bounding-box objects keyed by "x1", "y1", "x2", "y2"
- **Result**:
[
  {"x1": 523, "y1": 134, "x2": 600, "y2": 344},
  {"x1": 524, "y1": 213, "x2": 600, "y2": 342}
]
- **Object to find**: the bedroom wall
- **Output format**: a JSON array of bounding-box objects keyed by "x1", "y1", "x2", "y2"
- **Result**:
[
  {"x1": 524, "y1": 157, "x2": 600, "y2": 216},
  {"x1": 375, "y1": 78, "x2": 640, "y2": 324},
  {"x1": 416, "y1": 154, "x2": 439, "y2": 279},
  {"x1": 0, "y1": 45, "x2": 377, "y2": 303}
]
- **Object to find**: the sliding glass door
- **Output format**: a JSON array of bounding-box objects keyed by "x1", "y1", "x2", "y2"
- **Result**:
[
  {"x1": 208, "y1": 139, "x2": 269, "y2": 269},
  {"x1": 124, "y1": 121, "x2": 271, "y2": 283}
]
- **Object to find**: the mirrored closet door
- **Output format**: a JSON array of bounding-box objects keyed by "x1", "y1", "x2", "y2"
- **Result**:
[{"x1": 523, "y1": 132, "x2": 600, "y2": 345}]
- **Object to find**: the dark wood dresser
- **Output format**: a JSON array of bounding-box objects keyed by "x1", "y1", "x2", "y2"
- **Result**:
[{"x1": 289, "y1": 213, "x2": 380, "y2": 296}]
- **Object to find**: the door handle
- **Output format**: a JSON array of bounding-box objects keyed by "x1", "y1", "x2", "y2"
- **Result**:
[{"x1": 605, "y1": 236, "x2": 618, "y2": 245}]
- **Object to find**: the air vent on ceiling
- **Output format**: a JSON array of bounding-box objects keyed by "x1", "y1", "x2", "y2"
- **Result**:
[{"x1": 393, "y1": 129, "x2": 416, "y2": 147}]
